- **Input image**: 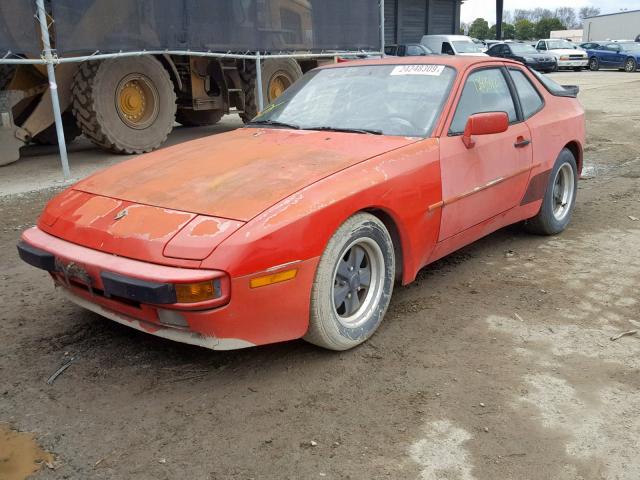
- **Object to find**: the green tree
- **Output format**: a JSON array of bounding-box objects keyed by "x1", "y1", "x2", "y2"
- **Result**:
[
  {"x1": 535, "y1": 18, "x2": 566, "y2": 39},
  {"x1": 503, "y1": 23, "x2": 516, "y2": 40},
  {"x1": 468, "y1": 18, "x2": 490, "y2": 40},
  {"x1": 514, "y1": 19, "x2": 535, "y2": 40}
]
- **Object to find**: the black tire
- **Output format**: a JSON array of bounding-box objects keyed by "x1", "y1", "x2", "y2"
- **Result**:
[
  {"x1": 525, "y1": 149, "x2": 578, "y2": 236},
  {"x1": 72, "y1": 57, "x2": 176, "y2": 154},
  {"x1": 589, "y1": 57, "x2": 599, "y2": 71},
  {"x1": 552, "y1": 62, "x2": 559, "y2": 72},
  {"x1": 33, "y1": 111, "x2": 82, "y2": 145},
  {"x1": 304, "y1": 213, "x2": 395, "y2": 351},
  {"x1": 625, "y1": 58, "x2": 637, "y2": 73},
  {"x1": 176, "y1": 109, "x2": 224, "y2": 127},
  {"x1": 239, "y1": 58, "x2": 303, "y2": 123}
]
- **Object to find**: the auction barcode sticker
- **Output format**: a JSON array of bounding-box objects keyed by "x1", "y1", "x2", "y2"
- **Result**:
[{"x1": 391, "y1": 65, "x2": 445, "y2": 76}]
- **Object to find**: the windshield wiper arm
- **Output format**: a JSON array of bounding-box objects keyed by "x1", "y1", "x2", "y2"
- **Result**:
[
  {"x1": 304, "y1": 126, "x2": 383, "y2": 135},
  {"x1": 247, "y1": 119, "x2": 301, "y2": 130}
]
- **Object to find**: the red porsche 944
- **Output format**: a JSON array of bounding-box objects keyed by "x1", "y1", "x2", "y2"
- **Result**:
[{"x1": 19, "y1": 56, "x2": 585, "y2": 351}]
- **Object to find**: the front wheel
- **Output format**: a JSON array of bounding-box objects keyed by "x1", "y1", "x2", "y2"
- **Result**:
[
  {"x1": 589, "y1": 57, "x2": 599, "y2": 71},
  {"x1": 525, "y1": 149, "x2": 578, "y2": 235},
  {"x1": 305, "y1": 213, "x2": 395, "y2": 351},
  {"x1": 625, "y1": 58, "x2": 637, "y2": 72}
]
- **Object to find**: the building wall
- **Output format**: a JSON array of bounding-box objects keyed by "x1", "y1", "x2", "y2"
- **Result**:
[
  {"x1": 550, "y1": 29, "x2": 583, "y2": 43},
  {"x1": 583, "y1": 10, "x2": 640, "y2": 41},
  {"x1": 384, "y1": 0, "x2": 461, "y2": 44}
]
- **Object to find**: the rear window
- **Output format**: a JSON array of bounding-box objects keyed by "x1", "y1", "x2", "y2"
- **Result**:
[{"x1": 529, "y1": 69, "x2": 579, "y2": 98}]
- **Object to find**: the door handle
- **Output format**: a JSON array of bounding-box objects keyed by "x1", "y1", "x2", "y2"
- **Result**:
[{"x1": 514, "y1": 138, "x2": 531, "y2": 148}]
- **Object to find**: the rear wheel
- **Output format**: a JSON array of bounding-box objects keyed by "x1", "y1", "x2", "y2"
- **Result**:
[
  {"x1": 525, "y1": 149, "x2": 578, "y2": 236},
  {"x1": 72, "y1": 57, "x2": 176, "y2": 154},
  {"x1": 304, "y1": 213, "x2": 395, "y2": 351},
  {"x1": 239, "y1": 59, "x2": 303, "y2": 122},
  {"x1": 625, "y1": 58, "x2": 637, "y2": 72},
  {"x1": 176, "y1": 109, "x2": 224, "y2": 127},
  {"x1": 589, "y1": 57, "x2": 599, "y2": 71}
]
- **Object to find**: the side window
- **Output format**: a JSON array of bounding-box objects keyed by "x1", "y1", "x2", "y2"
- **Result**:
[
  {"x1": 449, "y1": 68, "x2": 518, "y2": 135},
  {"x1": 406, "y1": 45, "x2": 423, "y2": 56},
  {"x1": 442, "y1": 42, "x2": 455, "y2": 55},
  {"x1": 509, "y1": 69, "x2": 544, "y2": 119},
  {"x1": 538, "y1": 41, "x2": 547, "y2": 51}
]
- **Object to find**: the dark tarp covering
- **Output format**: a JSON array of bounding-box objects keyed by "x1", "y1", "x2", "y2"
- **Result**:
[
  {"x1": 0, "y1": 0, "x2": 40, "y2": 55},
  {"x1": 50, "y1": 0, "x2": 381, "y2": 54}
]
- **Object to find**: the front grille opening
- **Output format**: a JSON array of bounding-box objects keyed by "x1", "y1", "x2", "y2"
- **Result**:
[{"x1": 64, "y1": 278, "x2": 142, "y2": 309}]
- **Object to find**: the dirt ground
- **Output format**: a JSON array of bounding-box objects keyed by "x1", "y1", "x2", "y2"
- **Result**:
[{"x1": 0, "y1": 71, "x2": 639, "y2": 480}]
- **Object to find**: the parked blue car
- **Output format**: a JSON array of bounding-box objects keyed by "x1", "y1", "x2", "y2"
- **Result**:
[{"x1": 583, "y1": 42, "x2": 640, "y2": 72}]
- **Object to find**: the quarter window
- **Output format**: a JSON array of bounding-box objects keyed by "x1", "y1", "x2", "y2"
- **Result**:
[
  {"x1": 449, "y1": 68, "x2": 517, "y2": 135},
  {"x1": 509, "y1": 69, "x2": 544, "y2": 119}
]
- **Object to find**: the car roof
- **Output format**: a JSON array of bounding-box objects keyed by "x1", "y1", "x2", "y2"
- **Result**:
[{"x1": 321, "y1": 55, "x2": 523, "y2": 70}]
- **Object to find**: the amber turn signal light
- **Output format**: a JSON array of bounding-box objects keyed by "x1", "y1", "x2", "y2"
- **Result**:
[
  {"x1": 250, "y1": 269, "x2": 298, "y2": 289},
  {"x1": 175, "y1": 279, "x2": 221, "y2": 303}
]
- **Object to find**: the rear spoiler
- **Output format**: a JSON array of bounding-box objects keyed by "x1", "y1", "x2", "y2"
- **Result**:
[{"x1": 556, "y1": 85, "x2": 580, "y2": 98}]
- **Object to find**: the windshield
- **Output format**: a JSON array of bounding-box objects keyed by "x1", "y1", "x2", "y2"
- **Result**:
[
  {"x1": 249, "y1": 64, "x2": 456, "y2": 138},
  {"x1": 510, "y1": 43, "x2": 538, "y2": 54},
  {"x1": 452, "y1": 41, "x2": 483, "y2": 53},
  {"x1": 620, "y1": 42, "x2": 640, "y2": 52},
  {"x1": 548, "y1": 40, "x2": 576, "y2": 50}
]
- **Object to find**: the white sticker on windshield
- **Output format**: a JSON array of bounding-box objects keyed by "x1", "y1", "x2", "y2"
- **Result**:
[{"x1": 391, "y1": 65, "x2": 445, "y2": 76}]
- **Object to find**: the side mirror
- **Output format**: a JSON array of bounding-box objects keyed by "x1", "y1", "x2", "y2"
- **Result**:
[{"x1": 462, "y1": 112, "x2": 509, "y2": 149}]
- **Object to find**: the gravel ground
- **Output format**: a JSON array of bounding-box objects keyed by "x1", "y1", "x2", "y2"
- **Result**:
[{"x1": 0, "y1": 71, "x2": 639, "y2": 480}]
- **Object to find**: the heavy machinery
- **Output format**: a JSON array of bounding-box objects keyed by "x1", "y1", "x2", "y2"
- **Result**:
[{"x1": 0, "y1": 0, "x2": 376, "y2": 165}]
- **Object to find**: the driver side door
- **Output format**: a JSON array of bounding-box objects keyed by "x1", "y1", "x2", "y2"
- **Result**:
[{"x1": 437, "y1": 67, "x2": 533, "y2": 241}]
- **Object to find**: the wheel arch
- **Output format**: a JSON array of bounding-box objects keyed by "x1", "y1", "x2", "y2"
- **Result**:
[
  {"x1": 156, "y1": 54, "x2": 182, "y2": 92},
  {"x1": 362, "y1": 207, "x2": 405, "y2": 283},
  {"x1": 564, "y1": 141, "x2": 583, "y2": 175}
]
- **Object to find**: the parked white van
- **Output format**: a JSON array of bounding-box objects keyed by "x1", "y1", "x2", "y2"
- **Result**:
[{"x1": 421, "y1": 35, "x2": 487, "y2": 56}]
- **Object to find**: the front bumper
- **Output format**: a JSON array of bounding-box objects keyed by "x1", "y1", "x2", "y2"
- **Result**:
[
  {"x1": 529, "y1": 61, "x2": 557, "y2": 71},
  {"x1": 557, "y1": 59, "x2": 588, "y2": 68},
  {"x1": 19, "y1": 227, "x2": 319, "y2": 350}
]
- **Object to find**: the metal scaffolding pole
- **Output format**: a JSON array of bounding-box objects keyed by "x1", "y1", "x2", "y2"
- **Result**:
[
  {"x1": 35, "y1": 0, "x2": 70, "y2": 179},
  {"x1": 256, "y1": 51, "x2": 264, "y2": 113},
  {"x1": 380, "y1": 0, "x2": 385, "y2": 56}
]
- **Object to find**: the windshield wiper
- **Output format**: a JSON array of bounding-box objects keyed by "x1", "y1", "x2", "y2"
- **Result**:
[
  {"x1": 247, "y1": 119, "x2": 301, "y2": 130},
  {"x1": 304, "y1": 126, "x2": 383, "y2": 135}
]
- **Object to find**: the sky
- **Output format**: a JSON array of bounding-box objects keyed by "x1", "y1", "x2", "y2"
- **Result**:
[{"x1": 461, "y1": 0, "x2": 640, "y2": 24}]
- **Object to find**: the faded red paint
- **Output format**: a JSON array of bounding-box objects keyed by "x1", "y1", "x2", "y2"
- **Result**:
[{"x1": 21, "y1": 56, "x2": 585, "y2": 350}]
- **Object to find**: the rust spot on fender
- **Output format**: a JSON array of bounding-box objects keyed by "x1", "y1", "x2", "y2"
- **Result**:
[{"x1": 163, "y1": 216, "x2": 245, "y2": 260}]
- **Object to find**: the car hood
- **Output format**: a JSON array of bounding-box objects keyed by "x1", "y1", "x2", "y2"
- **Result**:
[
  {"x1": 459, "y1": 52, "x2": 488, "y2": 57},
  {"x1": 74, "y1": 127, "x2": 418, "y2": 221}
]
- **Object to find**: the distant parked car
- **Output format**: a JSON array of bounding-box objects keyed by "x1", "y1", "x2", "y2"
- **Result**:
[
  {"x1": 585, "y1": 42, "x2": 640, "y2": 72},
  {"x1": 536, "y1": 39, "x2": 588, "y2": 71},
  {"x1": 580, "y1": 41, "x2": 603, "y2": 51},
  {"x1": 421, "y1": 35, "x2": 487, "y2": 56},
  {"x1": 384, "y1": 44, "x2": 434, "y2": 57},
  {"x1": 483, "y1": 40, "x2": 502, "y2": 52},
  {"x1": 487, "y1": 42, "x2": 557, "y2": 73}
]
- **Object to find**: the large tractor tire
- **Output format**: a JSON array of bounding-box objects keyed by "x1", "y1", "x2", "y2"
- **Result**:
[
  {"x1": 72, "y1": 56, "x2": 176, "y2": 155},
  {"x1": 239, "y1": 58, "x2": 303, "y2": 122},
  {"x1": 33, "y1": 111, "x2": 82, "y2": 146},
  {"x1": 176, "y1": 109, "x2": 224, "y2": 127}
]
